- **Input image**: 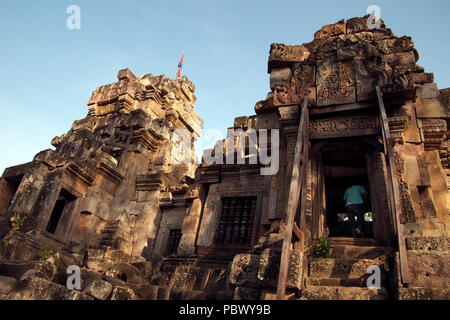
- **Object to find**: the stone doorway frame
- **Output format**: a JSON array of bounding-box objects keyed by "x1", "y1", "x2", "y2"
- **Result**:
[{"x1": 309, "y1": 136, "x2": 395, "y2": 245}]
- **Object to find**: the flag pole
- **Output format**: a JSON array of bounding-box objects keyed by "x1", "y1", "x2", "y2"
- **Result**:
[{"x1": 177, "y1": 51, "x2": 184, "y2": 78}]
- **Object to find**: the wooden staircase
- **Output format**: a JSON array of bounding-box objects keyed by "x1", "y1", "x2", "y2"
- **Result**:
[
  {"x1": 276, "y1": 87, "x2": 411, "y2": 299},
  {"x1": 300, "y1": 237, "x2": 393, "y2": 300}
]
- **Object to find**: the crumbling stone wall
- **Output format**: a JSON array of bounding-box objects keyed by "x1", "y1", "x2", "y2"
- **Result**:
[{"x1": 0, "y1": 69, "x2": 205, "y2": 299}]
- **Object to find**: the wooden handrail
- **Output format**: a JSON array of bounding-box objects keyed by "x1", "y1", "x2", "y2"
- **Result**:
[
  {"x1": 276, "y1": 97, "x2": 309, "y2": 300},
  {"x1": 375, "y1": 86, "x2": 410, "y2": 286}
]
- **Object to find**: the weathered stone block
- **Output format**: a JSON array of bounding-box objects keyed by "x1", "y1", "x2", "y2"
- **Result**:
[
  {"x1": 110, "y1": 286, "x2": 137, "y2": 300},
  {"x1": 405, "y1": 236, "x2": 448, "y2": 251},
  {"x1": 406, "y1": 251, "x2": 450, "y2": 289},
  {"x1": 398, "y1": 287, "x2": 450, "y2": 300},
  {"x1": 314, "y1": 19, "x2": 346, "y2": 39},
  {"x1": 270, "y1": 67, "x2": 292, "y2": 90},
  {"x1": 257, "y1": 249, "x2": 302, "y2": 289},
  {"x1": 0, "y1": 276, "x2": 17, "y2": 294},
  {"x1": 411, "y1": 72, "x2": 434, "y2": 84},
  {"x1": 0, "y1": 260, "x2": 54, "y2": 281},
  {"x1": 416, "y1": 98, "x2": 449, "y2": 118},
  {"x1": 12, "y1": 274, "x2": 93, "y2": 300},
  {"x1": 416, "y1": 83, "x2": 439, "y2": 99},
  {"x1": 79, "y1": 196, "x2": 110, "y2": 220},
  {"x1": 105, "y1": 263, "x2": 144, "y2": 286},
  {"x1": 83, "y1": 277, "x2": 113, "y2": 300},
  {"x1": 229, "y1": 254, "x2": 260, "y2": 288}
]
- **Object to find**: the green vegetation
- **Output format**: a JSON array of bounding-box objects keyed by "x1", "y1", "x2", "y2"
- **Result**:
[
  {"x1": 316, "y1": 231, "x2": 331, "y2": 258},
  {"x1": 37, "y1": 243, "x2": 53, "y2": 261}
]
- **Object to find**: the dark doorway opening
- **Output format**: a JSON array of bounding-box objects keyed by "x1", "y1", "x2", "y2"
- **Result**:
[
  {"x1": 167, "y1": 229, "x2": 182, "y2": 255},
  {"x1": 0, "y1": 175, "x2": 23, "y2": 214},
  {"x1": 46, "y1": 189, "x2": 76, "y2": 234},
  {"x1": 321, "y1": 139, "x2": 373, "y2": 238}
]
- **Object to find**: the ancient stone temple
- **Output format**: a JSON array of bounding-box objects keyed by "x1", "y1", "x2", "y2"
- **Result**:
[{"x1": 0, "y1": 16, "x2": 448, "y2": 300}]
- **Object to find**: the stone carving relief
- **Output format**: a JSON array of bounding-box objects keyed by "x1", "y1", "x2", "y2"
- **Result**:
[
  {"x1": 316, "y1": 57, "x2": 356, "y2": 106},
  {"x1": 309, "y1": 113, "x2": 380, "y2": 134},
  {"x1": 273, "y1": 64, "x2": 316, "y2": 107}
]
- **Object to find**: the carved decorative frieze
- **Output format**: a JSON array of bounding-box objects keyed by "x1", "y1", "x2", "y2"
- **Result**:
[{"x1": 310, "y1": 113, "x2": 380, "y2": 134}]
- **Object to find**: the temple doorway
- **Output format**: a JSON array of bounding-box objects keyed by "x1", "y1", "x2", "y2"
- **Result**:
[
  {"x1": 311, "y1": 137, "x2": 394, "y2": 244},
  {"x1": 322, "y1": 138, "x2": 372, "y2": 238}
]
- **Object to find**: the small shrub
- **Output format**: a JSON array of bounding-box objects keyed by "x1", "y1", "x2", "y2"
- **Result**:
[
  {"x1": 316, "y1": 232, "x2": 331, "y2": 258},
  {"x1": 38, "y1": 243, "x2": 54, "y2": 260},
  {"x1": 134, "y1": 288, "x2": 143, "y2": 297},
  {"x1": 3, "y1": 209, "x2": 27, "y2": 247}
]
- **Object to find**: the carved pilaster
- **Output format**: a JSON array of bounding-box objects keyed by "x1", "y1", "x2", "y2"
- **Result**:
[{"x1": 388, "y1": 116, "x2": 408, "y2": 144}]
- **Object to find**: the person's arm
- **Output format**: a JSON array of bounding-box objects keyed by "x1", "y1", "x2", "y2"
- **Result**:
[
  {"x1": 361, "y1": 186, "x2": 370, "y2": 208},
  {"x1": 362, "y1": 192, "x2": 369, "y2": 204}
]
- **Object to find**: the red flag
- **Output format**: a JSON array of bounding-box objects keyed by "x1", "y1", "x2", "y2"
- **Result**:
[{"x1": 176, "y1": 53, "x2": 184, "y2": 78}]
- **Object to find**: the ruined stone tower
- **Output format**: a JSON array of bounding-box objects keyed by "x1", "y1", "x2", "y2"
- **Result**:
[{"x1": 0, "y1": 16, "x2": 448, "y2": 300}]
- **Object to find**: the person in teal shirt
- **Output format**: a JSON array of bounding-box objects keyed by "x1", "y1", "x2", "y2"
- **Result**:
[{"x1": 343, "y1": 184, "x2": 368, "y2": 237}]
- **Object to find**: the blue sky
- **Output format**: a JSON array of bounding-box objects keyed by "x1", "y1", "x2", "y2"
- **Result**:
[{"x1": 0, "y1": 0, "x2": 449, "y2": 173}]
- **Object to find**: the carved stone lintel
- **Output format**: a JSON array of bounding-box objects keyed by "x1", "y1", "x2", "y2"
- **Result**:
[{"x1": 309, "y1": 113, "x2": 380, "y2": 134}]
